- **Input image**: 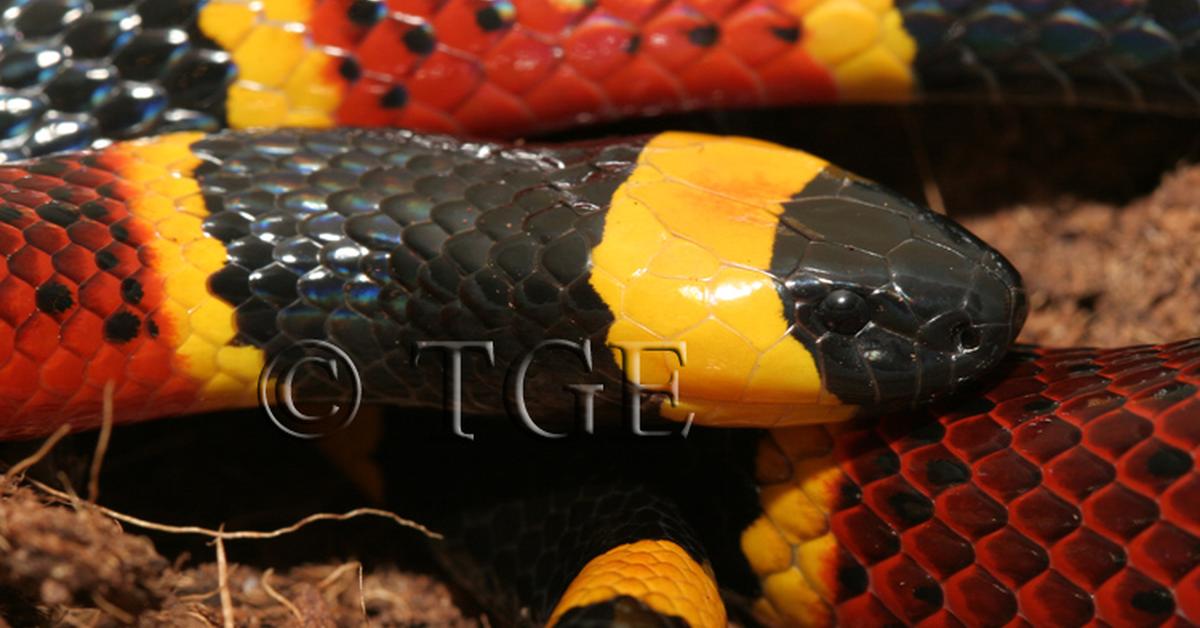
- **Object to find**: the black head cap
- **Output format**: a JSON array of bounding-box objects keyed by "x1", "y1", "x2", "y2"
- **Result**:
[{"x1": 772, "y1": 167, "x2": 1027, "y2": 411}]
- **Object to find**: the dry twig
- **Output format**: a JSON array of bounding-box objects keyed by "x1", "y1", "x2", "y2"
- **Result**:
[
  {"x1": 261, "y1": 568, "x2": 304, "y2": 624},
  {"x1": 216, "y1": 528, "x2": 234, "y2": 628},
  {"x1": 3, "y1": 424, "x2": 71, "y2": 483},
  {"x1": 87, "y1": 381, "x2": 115, "y2": 503}
]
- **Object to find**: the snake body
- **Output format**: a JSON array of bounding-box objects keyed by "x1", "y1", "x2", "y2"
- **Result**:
[
  {"x1": 408, "y1": 339, "x2": 1200, "y2": 626},
  {"x1": 0, "y1": 127, "x2": 1023, "y2": 436},
  {"x1": 2, "y1": 0, "x2": 1200, "y2": 161},
  {"x1": 0, "y1": 0, "x2": 1198, "y2": 626}
]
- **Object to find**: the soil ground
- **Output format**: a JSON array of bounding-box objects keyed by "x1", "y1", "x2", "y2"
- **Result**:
[{"x1": 2, "y1": 105, "x2": 1199, "y2": 626}]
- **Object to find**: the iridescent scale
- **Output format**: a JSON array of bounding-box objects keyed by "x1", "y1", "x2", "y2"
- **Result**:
[{"x1": 0, "y1": 0, "x2": 230, "y2": 161}]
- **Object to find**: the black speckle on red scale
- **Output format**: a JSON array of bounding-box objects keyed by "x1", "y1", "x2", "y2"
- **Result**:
[
  {"x1": 827, "y1": 343, "x2": 1199, "y2": 624},
  {"x1": 0, "y1": 150, "x2": 200, "y2": 437}
]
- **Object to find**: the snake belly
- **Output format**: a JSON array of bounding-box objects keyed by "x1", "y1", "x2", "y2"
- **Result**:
[{"x1": 3, "y1": 0, "x2": 1200, "y2": 160}]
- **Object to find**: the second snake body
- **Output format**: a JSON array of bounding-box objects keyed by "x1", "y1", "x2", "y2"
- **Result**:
[{"x1": 3, "y1": 0, "x2": 1200, "y2": 160}]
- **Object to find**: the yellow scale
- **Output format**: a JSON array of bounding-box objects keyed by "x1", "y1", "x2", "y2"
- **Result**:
[
  {"x1": 589, "y1": 132, "x2": 859, "y2": 427},
  {"x1": 108, "y1": 134, "x2": 266, "y2": 411},
  {"x1": 199, "y1": 0, "x2": 343, "y2": 128}
]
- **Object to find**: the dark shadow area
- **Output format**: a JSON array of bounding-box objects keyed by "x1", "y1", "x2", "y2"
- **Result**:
[{"x1": 544, "y1": 104, "x2": 1200, "y2": 213}]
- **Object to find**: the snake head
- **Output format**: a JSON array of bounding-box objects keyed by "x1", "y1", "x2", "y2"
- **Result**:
[
  {"x1": 590, "y1": 133, "x2": 1025, "y2": 427},
  {"x1": 775, "y1": 167, "x2": 1027, "y2": 411}
]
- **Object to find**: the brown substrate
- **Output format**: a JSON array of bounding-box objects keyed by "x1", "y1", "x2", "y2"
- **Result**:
[
  {"x1": 0, "y1": 480, "x2": 473, "y2": 626},
  {"x1": 1, "y1": 106, "x2": 1198, "y2": 625},
  {"x1": 965, "y1": 165, "x2": 1200, "y2": 347}
]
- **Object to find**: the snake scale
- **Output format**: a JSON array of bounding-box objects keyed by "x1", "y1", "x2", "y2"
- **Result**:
[{"x1": 0, "y1": 0, "x2": 1198, "y2": 626}]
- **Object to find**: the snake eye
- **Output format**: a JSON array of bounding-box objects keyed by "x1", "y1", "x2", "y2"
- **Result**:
[{"x1": 818, "y1": 289, "x2": 870, "y2": 335}]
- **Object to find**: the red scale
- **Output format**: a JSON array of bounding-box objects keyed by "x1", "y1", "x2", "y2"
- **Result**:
[
  {"x1": 60, "y1": 308, "x2": 104, "y2": 358},
  {"x1": 836, "y1": 594, "x2": 899, "y2": 624},
  {"x1": 1011, "y1": 415, "x2": 1080, "y2": 462},
  {"x1": 1042, "y1": 371, "x2": 1107, "y2": 400},
  {"x1": 10, "y1": 174, "x2": 61, "y2": 193},
  {"x1": 483, "y1": 30, "x2": 560, "y2": 94},
  {"x1": 1131, "y1": 522, "x2": 1200, "y2": 583},
  {"x1": 407, "y1": 51, "x2": 487, "y2": 111},
  {"x1": 756, "y1": 51, "x2": 837, "y2": 101},
  {"x1": 0, "y1": 153, "x2": 204, "y2": 439},
  {"x1": 356, "y1": 19, "x2": 423, "y2": 78},
  {"x1": 870, "y1": 554, "x2": 942, "y2": 622},
  {"x1": 594, "y1": 0, "x2": 661, "y2": 25},
  {"x1": 934, "y1": 484, "x2": 1006, "y2": 539},
  {"x1": 524, "y1": 66, "x2": 609, "y2": 125},
  {"x1": 512, "y1": 0, "x2": 589, "y2": 36},
  {"x1": 898, "y1": 444, "x2": 962, "y2": 496},
  {"x1": 1162, "y1": 475, "x2": 1200, "y2": 536},
  {"x1": 456, "y1": 84, "x2": 538, "y2": 135},
  {"x1": 53, "y1": 243, "x2": 100, "y2": 284},
  {"x1": 1088, "y1": 408, "x2": 1154, "y2": 457},
  {"x1": 721, "y1": 3, "x2": 799, "y2": 65},
  {"x1": 685, "y1": 0, "x2": 745, "y2": 21},
  {"x1": 1121, "y1": 438, "x2": 1189, "y2": 495},
  {"x1": 833, "y1": 504, "x2": 898, "y2": 564},
  {"x1": 78, "y1": 271, "x2": 124, "y2": 318},
  {"x1": 1131, "y1": 380, "x2": 1200, "y2": 419},
  {"x1": 641, "y1": 3, "x2": 710, "y2": 70},
  {"x1": 1053, "y1": 527, "x2": 1125, "y2": 589},
  {"x1": 1088, "y1": 483, "x2": 1161, "y2": 543},
  {"x1": 677, "y1": 49, "x2": 765, "y2": 105},
  {"x1": 7, "y1": 246, "x2": 52, "y2": 286},
  {"x1": 861, "y1": 474, "x2": 928, "y2": 530},
  {"x1": 1059, "y1": 388, "x2": 1126, "y2": 423},
  {"x1": 0, "y1": 318, "x2": 12, "y2": 372},
  {"x1": 903, "y1": 519, "x2": 974, "y2": 579},
  {"x1": 1018, "y1": 571, "x2": 1093, "y2": 626},
  {"x1": 1096, "y1": 569, "x2": 1172, "y2": 624},
  {"x1": 603, "y1": 57, "x2": 683, "y2": 111},
  {"x1": 388, "y1": 0, "x2": 439, "y2": 17},
  {"x1": 39, "y1": 346, "x2": 87, "y2": 398},
  {"x1": 1010, "y1": 486, "x2": 1081, "y2": 543},
  {"x1": 395, "y1": 102, "x2": 464, "y2": 134},
  {"x1": 973, "y1": 448, "x2": 1041, "y2": 502},
  {"x1": 977, "y1": 527, "x2": 1047, "y2": 588},
  {"x1": 1159, "y1": 399, "x2": 1200, "y2": 449},
  {"x1": 312, "y1": 0, "x2": 376, "y2": 48},
  {"x1": 1043, "y1": 445, "x2": 1115, "y2": 500},
  {"x1": 432, "y1": 0, "x2": 511, "y2": 53},
  {"x1": 563, "y1": 15, "x2": 639, "y2": 80},
  {"x1": 342, "y1": 78, "x2": 405, "y2": 127},
  {"x1": 15, "y1": 313, "x2": 59, "y2": 362},
  {"x1": 944, "y1": 415, "x2": 1011, "y2": 462},
  {"x1": 1113, "y1": 365, "x2": 1181, "y2": 394},
  {"x1": 942, "y1": 566, "x2": 1016, "y2": 625}
]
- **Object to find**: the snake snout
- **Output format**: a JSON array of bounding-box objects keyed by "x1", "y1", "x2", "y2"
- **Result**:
[{"x1": 776, "y1": 168, "x2": 1027, "y2": 412}]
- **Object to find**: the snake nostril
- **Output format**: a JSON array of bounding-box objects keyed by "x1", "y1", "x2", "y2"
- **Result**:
[{"x1": 955, "y1": 324, "x2": 982, "y2": 353}]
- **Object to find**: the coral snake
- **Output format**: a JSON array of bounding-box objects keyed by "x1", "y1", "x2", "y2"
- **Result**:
[{"x1": 0, "y1": 0, "x2": 1198, "y2": 625}]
